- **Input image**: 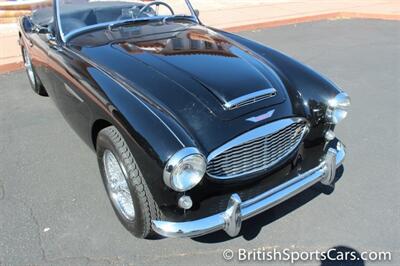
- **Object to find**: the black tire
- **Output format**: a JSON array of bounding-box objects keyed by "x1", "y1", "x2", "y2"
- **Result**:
[
  {"x1": 96, "y1": 126, "x2": 163, "y2": 239},
  {"x1": 21, "y1": 46, "x2": 48, "y2": 96}
]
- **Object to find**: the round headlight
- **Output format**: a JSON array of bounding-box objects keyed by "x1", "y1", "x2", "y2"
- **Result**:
[
  {"x1": 163, "y1": 148, "x2": 206, "y2": 192},
  {"x1": 327, "y1": 92, "x2": 351, "y2": 124}
]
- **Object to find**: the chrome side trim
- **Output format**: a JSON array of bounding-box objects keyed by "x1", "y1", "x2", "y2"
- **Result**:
[
  {"x1": 64, "y1": 83, "x2": 84, "y2": 103},
  {"x1": 152, "y1": 140, "x2": 346, "y2": 238},
  {"x1": 223, "y1": 88, "x2": 277, "y2": 110}
]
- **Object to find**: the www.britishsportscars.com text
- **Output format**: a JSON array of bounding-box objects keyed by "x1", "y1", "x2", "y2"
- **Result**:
[{"x1": 222, "y1": 247, "x2": 392, "y2": 263}]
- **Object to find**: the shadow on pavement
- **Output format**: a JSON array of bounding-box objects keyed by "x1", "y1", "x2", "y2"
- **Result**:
[{"x1": 192, "y1": 166, "x2": 344, "y2": 243}]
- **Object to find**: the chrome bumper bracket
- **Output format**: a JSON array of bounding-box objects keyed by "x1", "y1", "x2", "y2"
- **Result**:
[
  {"x1": 223, "y1": 194, "x2": 242, "y2": 237},
  {"x1": 320, "y1": 148, "x2": 337, "y2": 187},
  {"x1": 152, "y1": 140, "x2": 346, "y2": 238}
]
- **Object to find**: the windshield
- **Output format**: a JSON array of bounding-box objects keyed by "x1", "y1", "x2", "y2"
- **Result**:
[{"x1": 56, "y1": 0, "x2": 198, "y2": 41}]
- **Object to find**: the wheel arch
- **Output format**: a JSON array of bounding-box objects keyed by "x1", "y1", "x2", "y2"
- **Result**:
[{"x1": 91, "y1": 119, "x2": 113, "y2": 150}]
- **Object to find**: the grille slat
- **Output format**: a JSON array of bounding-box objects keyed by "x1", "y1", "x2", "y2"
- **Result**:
[
  {"x1": 208, "y1": 130, "x2": 303, "y2": 168},
  {"x1": 209, "y1": 144, "x2": 266, "y2": 165},
  {"x1": 207, "y1": 119, "x2": 307, "y2": 179},
  {"x1": 220, "y1": 138, "x2": 265, "y2": 154}
]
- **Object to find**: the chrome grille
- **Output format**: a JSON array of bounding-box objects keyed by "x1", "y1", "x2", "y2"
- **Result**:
[{"x1": 207, "y1": 118, "x2": 308, "y2": 179}]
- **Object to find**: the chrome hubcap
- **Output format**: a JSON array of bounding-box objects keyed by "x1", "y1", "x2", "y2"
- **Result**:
[
  {"x1": 23, "y1": 48, "x2": 35, "y2": 85},
  {"x1": 103, "y1": 150, "x2": 135, "y2": 221}
]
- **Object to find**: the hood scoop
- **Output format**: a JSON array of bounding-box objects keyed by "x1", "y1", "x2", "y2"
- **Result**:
[{"x1": 223, "y1": 88, "x2": 277, "y2": 110}]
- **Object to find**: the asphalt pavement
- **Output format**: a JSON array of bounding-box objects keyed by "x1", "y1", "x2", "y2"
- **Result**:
[{"x1": 0, "y1": 19, "x2": 399, "y2": 265}]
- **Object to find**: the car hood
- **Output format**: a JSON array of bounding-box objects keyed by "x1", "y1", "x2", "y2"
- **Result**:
[
  {"x1": 70, "y1": 22, "x2": 296, "y2": 151},
  {"x1": 114, "y1": 27, "x2": 287, "y2": 106}
]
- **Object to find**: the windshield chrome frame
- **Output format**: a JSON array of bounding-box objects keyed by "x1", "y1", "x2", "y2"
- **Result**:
[{"x1": 55, "y1": 0, "x2": 200, "y2": 43}]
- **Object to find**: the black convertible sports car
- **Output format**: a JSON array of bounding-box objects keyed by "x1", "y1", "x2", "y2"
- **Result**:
[{"x1": 18, "y1": 0, "x2": 350, "y2": 239}]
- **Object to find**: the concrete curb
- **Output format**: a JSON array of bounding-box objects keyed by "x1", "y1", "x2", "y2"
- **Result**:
[
  {"x1": 0, "y1": 61, "x2": 24, "y2": 74},
  {"x1": 225, "y1": 12, "x2": 400, "y2": 32}
]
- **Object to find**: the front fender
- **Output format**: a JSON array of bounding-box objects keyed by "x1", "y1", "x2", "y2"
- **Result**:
[
  {"x1": 220, "y1": 31, "x2": 342, "y2": 124},
  {"x1": 85, "y1": 66, "x2": 192, "y2": 208}
]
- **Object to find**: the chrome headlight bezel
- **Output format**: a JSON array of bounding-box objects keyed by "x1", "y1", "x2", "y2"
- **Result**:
[
  {"x1": 163, "y1": 147, "x2": 206, "y2": 192},
  {"x1": 326, "y1": 92, "x2": 351, "y2": 124}
]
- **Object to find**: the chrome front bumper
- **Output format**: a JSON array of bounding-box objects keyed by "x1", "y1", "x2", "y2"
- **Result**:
[{"x1": 152, "y1": 141, "x2": 346, "y2": 238}]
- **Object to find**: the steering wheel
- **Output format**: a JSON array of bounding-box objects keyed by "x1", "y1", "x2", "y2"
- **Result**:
[{"x1": 137, "y1": 1, "x2": 174, "y2": 18}]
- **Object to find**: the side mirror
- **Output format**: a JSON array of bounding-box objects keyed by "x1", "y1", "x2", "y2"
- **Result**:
[
  {"x1": 194, "y1": 9, "x2": 200, "y2": 17},
  {"x1": 22, "y1": 17, "x2": 34, "y2": 33}
]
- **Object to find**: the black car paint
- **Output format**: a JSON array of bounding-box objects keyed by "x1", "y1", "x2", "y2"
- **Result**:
[{"x1": 19, "y1": 18, "x2": 340, "y2": 221}]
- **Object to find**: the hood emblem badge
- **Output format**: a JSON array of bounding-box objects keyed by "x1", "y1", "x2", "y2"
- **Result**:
[{"x1": 246, "y1": 109, "x2": 275, "y2": 123}]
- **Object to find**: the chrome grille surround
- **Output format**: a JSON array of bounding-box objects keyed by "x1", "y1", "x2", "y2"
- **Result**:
[
  {"x1": 224, "y1": 88, "x2": 277, "y2": 110},
  {"x1": 207, "y1": 118, "x2": 308, "y2": 179}
]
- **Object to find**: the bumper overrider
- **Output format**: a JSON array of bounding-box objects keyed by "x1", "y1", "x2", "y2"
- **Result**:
[{"x1": 152, "y1": 140, "x2": 346, "y2": 238}]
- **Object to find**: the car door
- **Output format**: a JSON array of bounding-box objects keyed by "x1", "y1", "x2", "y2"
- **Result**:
[
  {"x1": 44, "y1": 33, "x2": 93, "y2": 143},
  {"x1": 21, "y1": 17, "x2": 53, "y2": 91}
]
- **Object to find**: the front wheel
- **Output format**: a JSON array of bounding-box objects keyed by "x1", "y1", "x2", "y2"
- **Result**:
[
  {"x1": 22, "y1": 46, "x2": 47, "y2": 96},
  {"x1": 96, "y1": 126, "x2": 163, "y2": 239}
]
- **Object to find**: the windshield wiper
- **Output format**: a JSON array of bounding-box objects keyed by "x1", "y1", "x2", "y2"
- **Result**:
[{"x1": 108, "y1": 17, "x2": 161, "y2": 30}]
